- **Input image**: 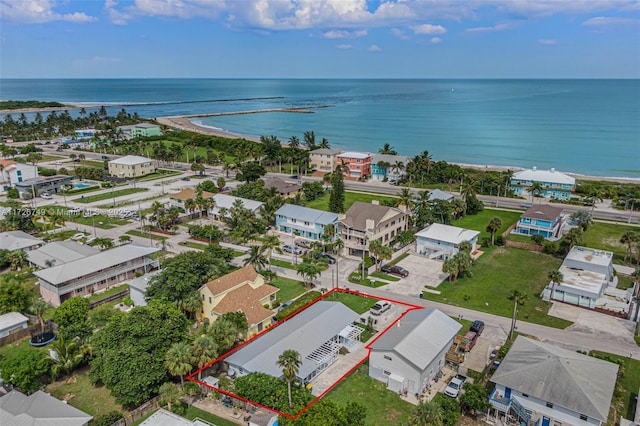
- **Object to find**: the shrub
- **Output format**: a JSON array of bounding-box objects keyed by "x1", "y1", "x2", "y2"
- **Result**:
[
  {"x1": 89, "y1": 411, "x2": 123, "y2": 426},
  {"x1": 6, "y1": 187, "x2": 19, "y2": 198},
  {"x1": 495, "y1": 235, "x2": 505, "y2": 246},
  {"x1": 542, "y1": 241, "x2": 558, "y2": 254}
]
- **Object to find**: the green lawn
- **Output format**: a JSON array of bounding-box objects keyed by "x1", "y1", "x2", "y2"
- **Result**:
[
  {"x1": 453, "y1": 209, "x2": 522, "y2": 241},
  {"x1": 185, "y1": 406, "x2": 242, "y2": 426},
  {"x1": 179, "y1": 241, "x2": 209, "y2": 250},
  {"x1": 67, "y1": 212, "x2": 130, "y2": 229},
  {"x1": 88, "y1": 284, "x2": 129, "y2": 303},
  {"x1": 47, "y1": 368, "x2": 126, "y2": 418},
  {"x1": 271, "y1": 276, "x2": 307, "y2": 303},
  {"x1": 136, "y1": 169, "x2": 182, "y2": 182},
  {"x1": 348, "y1": 273, "x2": 388, "y2": 288},
  {"x1": 324, "y1": 291, "x2": 377, "y2": 315},
  {"x1": 74, "y1": 188, "x2": 148, "y2": 204},
  {"x1": 589, "y1": 351, "x2": 640, "y2": 424},
  {"x1": 306, "y1": 191, "x2": 397, "y2": 212},
  {"x1": 326, "y1": 365, "x2": 414, "y2": 426},
  {"x1": 582, "y1": 222, "x2": 639, "y2": 264},
  {"x1": 270, "y1": 258, "x2": 329, "y2": 272},
  {"x1": 76, "y1": 160, "x2": 106, "y2": 168},
  {"x1": 422, "y1": 246, "x2": 572, "y2": 329},
  {"x1": 369, "y1": 271, "x2": 400, "y2": 282},
  {"x1": 61, "y1": 185, "x2": 102, "y2": 196}
]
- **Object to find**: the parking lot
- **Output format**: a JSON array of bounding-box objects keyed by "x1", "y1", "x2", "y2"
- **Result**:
[
  {"x1": 459, "y1": 322, "x2": 508, "y2": 375},
  {"x1": 382, "y1": 254, "x2": 449, "y2": 297}
]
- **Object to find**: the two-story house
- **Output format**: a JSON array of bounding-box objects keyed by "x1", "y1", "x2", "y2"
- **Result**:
[
  {"x1": 116, "y1": 123, "x2": 161, "y2": 139},
  {"x1": 0, "y1": 160, "x2": 38, "y2": 193},
  {"x1": 370, "y1": 154, "x2": 410, "y2": 182},
  {"x1": 199, "y1": 265, "x2": 278, "y2": 337},
  {"x1": 262, "y1": 178, "x2": 303, "y2": 198},
  {"x1": 513, "y1": 204, "x2": 564, "y2": 240},
  {"x1": 274, "y1": 204, "x2": 339, "y2": 241},
  {"x1": 489, "y1": 336, "x2": 618, "y2": 426},
  {"x1": 336, "y1": 152, "x2": 372, "y2": 180},
  {"x1": 169, "y1": 188, "x2": 215, "y2": 213},
  {"x1": 309, "y1": 148, "x2": 342, "y2": 173},
  {"x1": 108, "y1": 155, "x2": 155, "y2": 178},
  {"x1": 510, "y1": 167, "x2": 576, "y2": 200},
  {"x1": 415, "y1": 223, "x2": 480, "y2": 260},
  {"x1": 339, "y1": 201, "x2": 407, "y2": 256}
]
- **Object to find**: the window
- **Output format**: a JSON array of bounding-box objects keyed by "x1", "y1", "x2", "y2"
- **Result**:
[
  {"x1": 522, "y1": 393, "x2": 529, "y2": 398},
  {"x1": 546, "y1": 402, "x2": 553, "y2": 408},
  {"x1": 384, "y1": 355, "x2": 392, "y2": 361},
  {"x1": 383, "y1": 370, "x2": 391, "y2": 376},
  {"x1": 580, "y1": 415, "x2": 588, "y2": 421},
  {"x1": 209, "y1": 296, "x2": 212, "y2": 304}
]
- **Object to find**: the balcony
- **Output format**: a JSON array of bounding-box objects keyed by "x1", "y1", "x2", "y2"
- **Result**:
[{"x1": 489, "y1": 388, "x2": 511, "y2": 412}]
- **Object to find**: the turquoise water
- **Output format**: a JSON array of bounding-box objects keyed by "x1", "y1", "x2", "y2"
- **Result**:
[
  {"x1": 1, "y1": 79, "x2": 638, "y2": 177},
  {"x1": 73, "y1": 183, "x2": 91, "y2": 189}
]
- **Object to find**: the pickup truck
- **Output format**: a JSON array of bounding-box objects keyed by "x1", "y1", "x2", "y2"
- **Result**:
[
  {"x1": 444, "y1": 375, "x2": 466, "y2": 398},
  {"x1": 370, "y1": 301, "x2": 391, "y2": 316}
]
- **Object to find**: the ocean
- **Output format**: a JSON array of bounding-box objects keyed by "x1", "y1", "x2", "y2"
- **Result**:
[{"x1": 1, "y1": 79, "x2": 639, "y2": 178}]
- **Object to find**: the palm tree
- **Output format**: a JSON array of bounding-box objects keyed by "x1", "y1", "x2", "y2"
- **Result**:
[
  {"x1": 32, "y1": 299, "x2": 48, "y2": 334},
  {"x1": 159, "y1": 382, "x2": 181, "y2": 412},
  {"x1": 458, "y1": 240, "x2": 472, "y2": 254},
  {"x1": 486, "y1": 217, "x2": 503, "y2": 246},
  {"x1": 318, "y1": 137, "x2": 330, "y2": 149},
  {"x1": 303, "y1": 130, "x2": 316, "y2": 150},
  {"x1": 118, "y1": 235, "x2": 131, "y2": 245},
  {"x1": 296, "y1": 262, "x2": 322, "y2": 288},
  {"x1": 530, "y1": 181, "x2": 543, "y2": 203},
  {"x1": 260, "y1": 235, "x2": 282, "y2": 270},
  {"x1": 8, "y1": 250, "x2": 28, "y2": 271},
  {"x1": 548, "y1": 270, "x2": 563, "y2": 295},
  {"x1": 164, "y1": 341, "x2": 193, "y2": 388},
  {"x1": 508, "y1": 289, "x2": 528, "y2": 340},
  {"x1": 390, "y1": 160, "x2": 405, "y2": 180},
  {"x1": 151, "y1": 201, "x2": 164, "y2": 230},
  {"x1": 288, "y1": 136, "x2": 300, "y2": 149},
  {"x1": 585, "y1": 188, "x2": 603, "y2": 214},
  {"x1": 620, "y1": 231, "x2": 639, "y2": 263},
  {"x1": 244, "y1": 246, "x2": 267, "y2": 271},
  {"x1": 48, "y1": 337, "x2": 84, "y2": 379},
  {"x1": 412, "y1": 400, "x2": 444, "y2": 426},
  {"x1": 396, "y1": 187, "x2": 414, "y2": 215},
  {"x1": 461, "y1": 178, "x2": 478, "y2": 202},
  {"x1": 192, "y1": 335, "x2": 218, "y2": 380},
  {"x1": 442, "y1": 258, "x2": 459, "y2": 282},
  {"x1": 378, "y1": 143, "x2": 397, "y2": 155},
  {"x1": 277, "y1": 349, "x2": 302, "y2": 409}
]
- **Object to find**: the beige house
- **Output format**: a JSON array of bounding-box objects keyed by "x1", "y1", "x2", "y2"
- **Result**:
[
  {"x1": 340, "y1": 201, "x2": 408, "y2": 256},
  {"x1": 309, "y1": 148, "x2": 342, "y2": 173},
  {"x1": 199, "y1": 265, "x2": 278, "y2": 337},
  {"x1": 169, "y1": 188, "x2": 215, "y2": 212},
  {"x1": 108, "y1": 155, "x2": 155, "y2": 178}
]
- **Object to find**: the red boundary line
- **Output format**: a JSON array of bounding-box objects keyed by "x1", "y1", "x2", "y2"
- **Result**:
[{"x1": 187, "y1": 287, "x2": 423, "y2": 420}]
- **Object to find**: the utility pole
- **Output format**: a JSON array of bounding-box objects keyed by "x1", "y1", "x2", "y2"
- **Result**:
[
  {"x1": 509, "y1": 296, "x2": 518, "y2": 341},
  {"x1": 629, "y1": 200, "x2": 635, "y2": 224}
]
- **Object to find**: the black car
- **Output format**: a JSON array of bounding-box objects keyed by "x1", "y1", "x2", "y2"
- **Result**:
[
  {"x1": 381, "y1": 265, "x2": 409, "y2": 278},
  {"x1": 315, "y1": 253, "x2": 336, "y2": 264},
  {"x1": 470, "y1": 320, "x2": 485, "y2": 335}
]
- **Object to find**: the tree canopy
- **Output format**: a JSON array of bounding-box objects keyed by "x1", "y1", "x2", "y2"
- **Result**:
[
  {"x1": 53, "y1": 296, "x2": 91, "y2": 341},
  {"x1": 0, "y1": 274, "x2": 33, "y2": 314}
]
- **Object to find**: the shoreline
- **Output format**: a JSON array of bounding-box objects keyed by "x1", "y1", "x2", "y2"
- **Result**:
[
  {"x1": 0, "y1": 105, "x2": 80, "y2": 114},
  {"x1": 157, "y1": 115, "x2": 640, "y2": 184}
]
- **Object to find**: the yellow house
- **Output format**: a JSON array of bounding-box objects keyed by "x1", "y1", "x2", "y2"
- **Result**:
[
  {"x1": 199, "y1": 265, "x2": 278, "y2": 337},
  {"x1": 108, "y1": 155, "x2": 155, "y2": 178}
]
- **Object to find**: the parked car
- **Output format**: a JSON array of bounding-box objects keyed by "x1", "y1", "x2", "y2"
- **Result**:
[
  {"x1": 315, "y1": 253, "x2": 336, "y2": 264},
  {"x1": 83, "y1": 210, "x2": 98, "y2": 218},
  {"x1": 70, "y1": 233, "x2": 86, "y2": 241},
  {"x1": 381, "y1": 264, "x2": 409, "y2": 278},
  {"x1": 444, "y1": 376, "x2": 465, "y2": 398},
  {"x1": 470, "y1": 320, "x2": 485, "y2": 335},
  {"x1": 181, "y1": 177, "x2": 191, "y2": 181},
  {"x1": 295, "y1": 240, "x2": 312, "y2": 249},
  {"x1": 68, "y1": 207, "x2": 83, "y2": 215},
  {"x1": 40, "y1": 192, "x2": 52, "y2": 199},
  {"x1": 370, "y1": 300, "x2": 391, "y2": 316},
  {"x1": 73, "y1": 158, "x2": 81, "y2": 162},
  {"x1": 84, "y1": 236, "x2": 97, "y2": 245},
  {"x1": 462, "y1": 331, "x2": 478, "y2": 351},
  {"x1": 282, "y1": 245, "x2": 303, "y2": 255}
]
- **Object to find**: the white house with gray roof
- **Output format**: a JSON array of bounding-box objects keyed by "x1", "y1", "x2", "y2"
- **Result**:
[
  {"x1": 0, "y1": 390, "x2": 92, "y2": 426},
  {"x1": 369, "y1": 308, "x2": 461, "y2": 394},
  {"x1": 225, "y1": 301, "x2": 360, "y2": 384},
  {"x1": 208, "y1": 194, "x2": 264, "y2": 221},
  {"x1": 0, "y1": 230, "x2": 43, "y2": 252},
  {"x1": 415, "y1": 223, "x2": 480, "y2": 260},
  {"x1": 34, "y1": 243, "x2": 160, "y2": 307},
  {"x1": 27, "y1": 241, "x2": 99, "y2": 269},
  {"x1": 0, "y1": 312, "x2": 29, "y2": 338},
  {"x1": 489, "y1": 336, "x2": 618, "y2": 426},
  {"x1": 275, "y1": 204, "x2": 339, "y2": 241}
]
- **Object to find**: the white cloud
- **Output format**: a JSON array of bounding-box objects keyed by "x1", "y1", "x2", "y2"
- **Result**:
[
  {"x1": 390, "y1": 27, "x2": 409, "y2": 40},
  {"x1": 431, "y1": 37, "x2": 443, "y2": 44},
  {"x1": 411, "y1": 23, "x2": 446, "y2": 35},
  {"x1": 0, "y1": 0, "x2": 97, "y2": 23},
  {"x1": 322, "y1": 29, "x2": 367, "y2": 39},
  {"x1": 104, "y1": 0, "x2": 132, "y2": 25},
  {"x1": 368, "y1": 44, "x2": 381, "y2": 51},
  {"x1": 466, "y1": 23, "x2": 515, "y2": 33},
  {"x1": 337, "y1": 43, "x2": 353, "y2": 49},
  {"x1": 497, "y1": 1, "x2": 640, "y2": 18},
  {"x1": 582, "y1": 16, "x2": 640, "y2": 26},
  {"x1": 538, "y1": 38, "x2": 558, "y2": 45}
]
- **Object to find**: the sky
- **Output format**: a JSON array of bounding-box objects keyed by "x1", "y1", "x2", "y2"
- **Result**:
[{"x1": 1, "y1": 0, "x2": 639, "y2": 78}]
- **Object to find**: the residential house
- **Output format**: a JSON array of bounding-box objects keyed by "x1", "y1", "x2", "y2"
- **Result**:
[
  {"x1": 209, "y1": 193, "x2": 264, "y2": 221},
  {"x1": 371, "y1": 154, "x2": 410, "y2": 182},
  {"x1": 369, "y1": 308, "x2": 461, "y2": 394},
  {"x1": 14, "y1": 174, "x2": 73, "y2": 198},
  {"x1": 428, "y1": 189, "x2": 454, "y2": 202},
  {"x1": 510, "y1": 167, "x2": 575, "y2": 200},
  {"x1": 169, "y1": 188, "x2": 215, "y2": 213},
  {"x1": 127, "y1": 271, "x2": 162, "y2": 307},
  {"x1": 340, "y1": 201, "x2": 408, "y2": 256},
  {"x1": 0, "y1": 160, "x2": 38, "y2": 193},
  {"x1": 489, "y1": 336, "x2": 618, "y2": 426},
  {"x1": 117, "y1": 123, "x2": 161, "y2": 139},
  {"x1": 225, "y1": 301, "x2": 360, "y2": 384},
  {"x1": 545, "y1": 246, "x2": 633, "y2": 317},
  {"x1": 513, "y1": 204, "x2": 564, "y2": 240},
  {"x1": 415, "y1": 223, "x2": 480, "y2": 260},
  {"x1": 27, "y1": 240, "x2": 99, "y2": 269},
  {"x1": 199, "y1": 265, "x2": 278, "y2": 337},
  {"x1": 309, "y1": 148, "x2": 342, "y2": 173},
  {"x1": 275, "y1": 204, "x2": 339, "y2": 241},
  {"x1": 0, "y1": 230, "x2": 43, "y2": 252},
  {"x1": 262, "y1": 178, "x2": 303, "y2": 198},
  {"x1": 0, "y1": 312, "x2": 29, "y2": 338},
  {"x1": 108, "y1": 155, "x2": 155, "y2": 178},
  {"x1": 34, "y1": 243, "x2": 160, "y2": 307},
  {"x1": 336, "y1": 152, "x2": 372, "y2": 180},
  {"x1": 0, "y1": 390, "x2": 92, "y2": 426}
]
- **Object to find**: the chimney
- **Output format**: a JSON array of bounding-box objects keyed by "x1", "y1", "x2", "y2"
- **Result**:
[{"x1": 371, "y1": 199, "x2": 379, "y2": 206}]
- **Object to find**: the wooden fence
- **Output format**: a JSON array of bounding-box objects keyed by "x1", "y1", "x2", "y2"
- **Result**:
[
  {"x1": 0, "y1": 320, "x2": 56, "y2": 347},
  {"x1": 89, "y1": 288, "x2": 130, "y2": 309},
  {"x1": 112, "y1": 396, "x2": 161, "y2": 426}
]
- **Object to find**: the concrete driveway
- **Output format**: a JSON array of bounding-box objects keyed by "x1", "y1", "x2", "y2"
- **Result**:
[{"x1": 381, "y1": 254, "x2": 448, "y2": 297}]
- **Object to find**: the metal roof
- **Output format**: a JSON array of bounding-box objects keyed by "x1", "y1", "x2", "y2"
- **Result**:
[
  {"x1": 139, "y1": 409, "x2": 191, "y2": 426},
  {"x1": 513, "y1": 168, "x2": 575, "y2": 185},
  {"x1": 34, "y1": 243, "x2": 160, "y2": 285},
  {"x1": 372, "y1": 154, "x2": 410, "y2": 164},
  {"x1": 108, "y1": 155, "x2": 153, "y2": 165},
  {"x1": 275, "y1": 204, "x2": 338, "y2": 226},
  {"x1": 310, "y1": 148, "x2": 342, "y2": 155},
  {"x1": 225, "y1": 301, "x2": 359, "y2": 380},
  {"x1": 212, "y1": 194, "x2": 263, "y2": 212},
  {"x1": 0, "y1": 231, "x2": 43, "y2": 251},
  {"x1": 27, "y1": 241, "x2": 99, "y2": 269},
  {"x1": 415, "y1": 223, "x2": 480, "y2": 245},
  {"x1": 490, "y1": 337, "x2": 618, "y2": 422},
  {"x1": 0, "y1": 390, "x2": 92, "y2": 426},
  {"x1": 0, "y1": 312, "x2": 29, "y2": 332},
  {"x1": 370, "y1": 309, "x2": 461, "y2": 371},
  {"x1": 337, "y1": 151, "x2": 371, "y2": 159},
  {"x1": 14, "y1": 175, "x2": 73, "y2": 188},
  {"x1": 127, "y1": 270, "x2": 162, "y2": 292},
  {"x1": 428, "y1": 189, "x2": 454, "y2": 201}
]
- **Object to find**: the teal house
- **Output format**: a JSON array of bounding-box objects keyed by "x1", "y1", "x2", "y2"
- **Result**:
[
  {"x1": 371, "y1": 154, "x2": 410, "y2": 182},
  {"x1": 275, "y1": 204, "x2": 339, "y2": 241},
  {"x1": 510, "y1": 167, "x2": 575, "y2": 200}
]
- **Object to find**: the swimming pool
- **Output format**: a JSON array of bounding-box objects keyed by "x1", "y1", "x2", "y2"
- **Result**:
[{"x1": 73, "y1": 183, "x2": 92, "y2": 189}]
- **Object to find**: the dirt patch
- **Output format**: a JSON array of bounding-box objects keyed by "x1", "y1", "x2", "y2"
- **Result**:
[{"x1": 456, "y1": 414, "x2": 488, "y2": 426}]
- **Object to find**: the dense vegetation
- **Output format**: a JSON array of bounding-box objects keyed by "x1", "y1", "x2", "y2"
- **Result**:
[
  {"x1": 0, "y1": 100, "x2": 66, "y2": 110},
  {"x1": 234, "y1": 372, "x2": 314, "y2": 416}
]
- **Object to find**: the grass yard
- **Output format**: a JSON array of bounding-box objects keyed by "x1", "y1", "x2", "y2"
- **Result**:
[
  {"x1": 184, "y1": 406, "x2": 241, "y2": 426},
  {"x1": 582, "y1": 222, "x2": 639, "y2": 264},
  {"x1": 88, "y1": 284, "x2": 129, "y2": 303},
  {"x1": 67, "y1": 212, "x2": 130, "y2": 229},
  {"x1": 47, "y1": 368, "x2": 125, "y2": 418},
  {"x1": 324, "y1": 291, "x2": 378, "y2": 315},
  {"x1": 136, "y1": 169, "x2": 182, "y2": 182},
  {"x1": 422, "y1": 246, "x2": 572, "y2": 329},
  {"x1": 326, "y1": 364, "x2": 414, "y2": 426},
  {"x1": 348, "y1": 272, "x2": 388, "y2": 288},
  {"x1": 179, "y1": 241, "x2": 209, "y2": 250},
  {"x1": 453, "y1": 209, "x2": 521, "y2": 241},
  {"x1": 270, "y1": 276, "x2": 307, "y2": 303},
  {"x1": 306, "y1": 191, "x2": 397, "y2": 212},
  {"x1": 369, "y1": 271, "x2": 400, "y2": 282},
  {"x1": 74, "y1": 187, "x2": 148, "y2": 204},
  {"x1": 61, "y1": 185, "x2": 102, "y2": 196}
]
